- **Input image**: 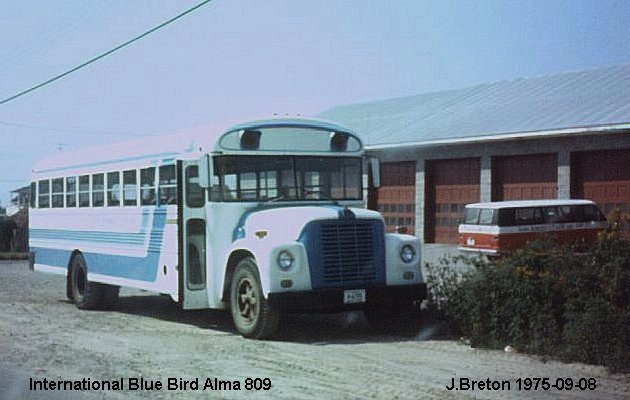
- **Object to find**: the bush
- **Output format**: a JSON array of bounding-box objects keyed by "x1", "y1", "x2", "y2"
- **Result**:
[{"x1": 425, "y1": 234, "x2": 630, "y2": 372}]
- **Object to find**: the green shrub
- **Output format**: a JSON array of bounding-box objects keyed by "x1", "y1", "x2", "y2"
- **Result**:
[{"x1": 425, "y1": 234, "x2": 630, "y2": 372}]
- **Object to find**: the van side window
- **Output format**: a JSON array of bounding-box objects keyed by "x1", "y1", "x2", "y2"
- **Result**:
[
  {"x1": 584, "y1": 205, "x2": 606, "y2": 222},
  {"x1": 542, "y1": 207, "x2": 559, "y2": 223},
  {"x1": 557, "y1": 206, "x2": 577, "y2": 222},
  {"x1": 514, "y1": 207, "x2": 542, "y2": 225}
]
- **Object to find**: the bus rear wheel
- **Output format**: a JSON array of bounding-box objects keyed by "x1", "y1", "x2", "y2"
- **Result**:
[
  {"x1": 230, "y1": 258, "x2": 280, "y2": 339},
  {"x1": 69, "y1": 253, "x2": 119, "y2": 310}
]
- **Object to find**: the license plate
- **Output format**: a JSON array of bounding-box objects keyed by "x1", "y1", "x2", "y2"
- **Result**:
[
  {"x1": 343, "y1": 289, "x2": 366, "y2": 304},
  {"x1": 467, "y1": 237, "x2": 475, "y2": 246}
]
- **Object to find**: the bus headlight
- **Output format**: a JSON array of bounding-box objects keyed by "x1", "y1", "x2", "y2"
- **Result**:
[
  {"x1": 400, "y1": 245, "x2": 415, "y2": 263},
  {"x1": 277, "y1": 250, "x2": 295, "y2": 271}
]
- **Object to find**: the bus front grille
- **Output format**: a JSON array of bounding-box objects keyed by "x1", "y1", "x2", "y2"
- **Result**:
[{"x1": 299, "y1": 218, "x2": 385, "y2": 289}]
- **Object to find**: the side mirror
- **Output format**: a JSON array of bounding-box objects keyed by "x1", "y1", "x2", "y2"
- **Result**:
[
  {"x1": 369, "y1": 157, "x2": 381, "y2": 188},
  {"x1": 198, "y1": 154, "x2": 211, "y2": 188}
]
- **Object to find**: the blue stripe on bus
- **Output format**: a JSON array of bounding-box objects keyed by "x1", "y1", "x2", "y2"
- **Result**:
[{"x1": 31, "y1": 210, "x2": 167, "y2": 282}]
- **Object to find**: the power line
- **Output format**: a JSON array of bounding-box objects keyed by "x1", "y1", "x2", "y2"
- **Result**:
[{"x1": 0, "y1": 0, "x2": 213, "y2": 106}]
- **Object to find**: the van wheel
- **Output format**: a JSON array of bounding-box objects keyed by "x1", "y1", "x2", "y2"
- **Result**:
[
  {"x1": 69, "y1": 254, "x2": 119, "y2": 310},
  {"x1": 230, "y1": 258, "x2": 280, "y2": 339}
]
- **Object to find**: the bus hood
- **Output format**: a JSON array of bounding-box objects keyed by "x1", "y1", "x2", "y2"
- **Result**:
[{"x1": 233, "y1": 205, "x2": 383, "y2": 242}]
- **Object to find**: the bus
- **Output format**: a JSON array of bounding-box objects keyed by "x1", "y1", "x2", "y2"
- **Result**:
[
  {"x1": 458, "y1": 199, "x2": 607, "y2": 256},
  {"x1": 29, "y1": 118, "x2": 425, "y2": 338}
]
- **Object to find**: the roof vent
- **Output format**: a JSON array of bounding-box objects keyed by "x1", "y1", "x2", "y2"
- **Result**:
[
  {"x1": 330, "y1": 132, "x2": 349, "y2": 152},
  {"x1": 239, "y1": 129, "x2": 261, "y2": 150}
]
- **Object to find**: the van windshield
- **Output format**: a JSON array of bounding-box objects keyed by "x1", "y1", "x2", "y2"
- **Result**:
[{"x1": 213, "y1": 156, "x2": 362, "y2": 202}]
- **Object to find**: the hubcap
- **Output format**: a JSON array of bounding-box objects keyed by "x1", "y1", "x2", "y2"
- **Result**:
[{"x1": 237, "y1": 278, "x2": 258, "y2": 323}]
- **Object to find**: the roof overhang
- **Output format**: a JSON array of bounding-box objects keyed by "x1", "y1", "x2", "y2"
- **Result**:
[{"x1": 364, "y1": 122, "x2": 630, "y2": 151}]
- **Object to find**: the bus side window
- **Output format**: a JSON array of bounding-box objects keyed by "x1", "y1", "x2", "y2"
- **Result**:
[
  {"x1": 66, "y1": 177, "x2": 77, "y2": 207},
  {"x1": 158, "y1": 165, "x2": 177, "y2": 205},
  {"x1": 78, "y1": 175, "x2": 90, "y2": 207},
  {"x1": 123, "y1": 170, "x2": 138, "y2": 206},
  {"x1": 38, "y1": 180, "x2": 50, "y2": 208},
  {"x1": 51, "y1": 178, "x2": 64, "y2": 208},
  {"x1": 92, "y1": 173, "x2": 105, "y2": 207},
  {"x1": 140, "y1": 167, "x2": 156, "y2": 206},
  {"x1": 185, "y1": 166, "x2": 205, "y2": 208},
  {"x1": 107, "y1": 171, "x2": 120, "y2": 206}
]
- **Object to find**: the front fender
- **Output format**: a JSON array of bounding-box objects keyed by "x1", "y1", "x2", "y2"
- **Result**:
[
  {"x1": 223, "y1": 238, "x2": 311, "y2": 299},
  {"x1": 384, "y1": 233, "x2": 423, "y2": 286}
]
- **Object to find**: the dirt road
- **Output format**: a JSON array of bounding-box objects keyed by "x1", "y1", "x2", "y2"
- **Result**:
[{"x1": 1, "y1": 260, "x2": 628, "y2": 400}]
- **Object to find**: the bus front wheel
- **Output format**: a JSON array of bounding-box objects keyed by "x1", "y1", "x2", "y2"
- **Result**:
[
  {"x1": 230, "y1": 258, "x2": 280, "y2": 339},
  {"x1": 69, "y1": 253, "x2": 119, "y2": 310}
]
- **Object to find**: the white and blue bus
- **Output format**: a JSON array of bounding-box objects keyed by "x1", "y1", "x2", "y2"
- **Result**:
[{"x1": 29, "y1": 118, "x2": 425, "y2": 338}]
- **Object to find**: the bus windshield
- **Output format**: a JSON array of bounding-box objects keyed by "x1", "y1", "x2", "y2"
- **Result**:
[{"x1": 213, "y1": 156, "x2": 362, "y2": 202}]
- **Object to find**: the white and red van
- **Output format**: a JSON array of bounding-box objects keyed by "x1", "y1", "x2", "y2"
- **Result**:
[{"x1": 458, "y1": 199, "x2": 607, "y2": 256}]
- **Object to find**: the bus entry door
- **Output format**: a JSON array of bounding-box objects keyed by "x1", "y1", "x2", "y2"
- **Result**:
[{"x1": 178, "y1": 160, "x2": 209, "y2": 309}]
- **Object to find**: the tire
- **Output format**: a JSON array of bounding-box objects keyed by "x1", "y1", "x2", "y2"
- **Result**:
[
  {"x1": 230, "y1": 258, "x2": 280, "y2": 339},
  {"x1": 365, "y1": 300, "x2": 422, "y2": 336},
  {"x1": 69, "y1": 253, "x2": 119, "y2": 310}
]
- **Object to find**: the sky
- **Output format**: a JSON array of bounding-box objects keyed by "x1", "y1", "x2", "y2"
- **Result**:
[{"x1": 1, "y1": 0, "x2": 630, "y2": 206}]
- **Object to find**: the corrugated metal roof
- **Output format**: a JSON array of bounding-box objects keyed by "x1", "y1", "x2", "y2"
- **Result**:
[{"x1": 317, "y1": 63, "x2": 630, "y2": 147}]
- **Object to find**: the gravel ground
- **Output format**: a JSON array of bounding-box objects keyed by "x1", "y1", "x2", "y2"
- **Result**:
[{"x1": 1, "y1": 260, "x2": 628, "y2": 400}]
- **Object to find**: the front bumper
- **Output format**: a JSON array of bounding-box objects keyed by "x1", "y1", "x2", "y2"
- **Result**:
[
  {"x1": 268, "y1": 283, "x2": 426, "y2": 313},
  {"x1": 458, "y1": 246, "x2": 498, "y2": 255}
]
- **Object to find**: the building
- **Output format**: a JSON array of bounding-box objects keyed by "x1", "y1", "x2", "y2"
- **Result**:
[
  {"x1": 6, "y1": 185, "x2": 30, "y2": 217},
  {"x1": 10, "y1": 185, "x2": 30, "y2": 208},
  {"x1": 319, "y1": 63, "x2": 630, "y2": 248}
]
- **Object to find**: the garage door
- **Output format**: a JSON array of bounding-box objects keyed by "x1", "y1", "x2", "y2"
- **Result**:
[
  {"x1": 375, "y1": 162, "x2": 416, "y2": 234},
  {"x1": 492, "y1": 154, "x2": 557, "y2": 201},
  {"x1": 425, "y1": 158, "x2": 480, "y2": 244},
  {"x1": 571, "y1": 149, "x2": 630, "y2": 239}
]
